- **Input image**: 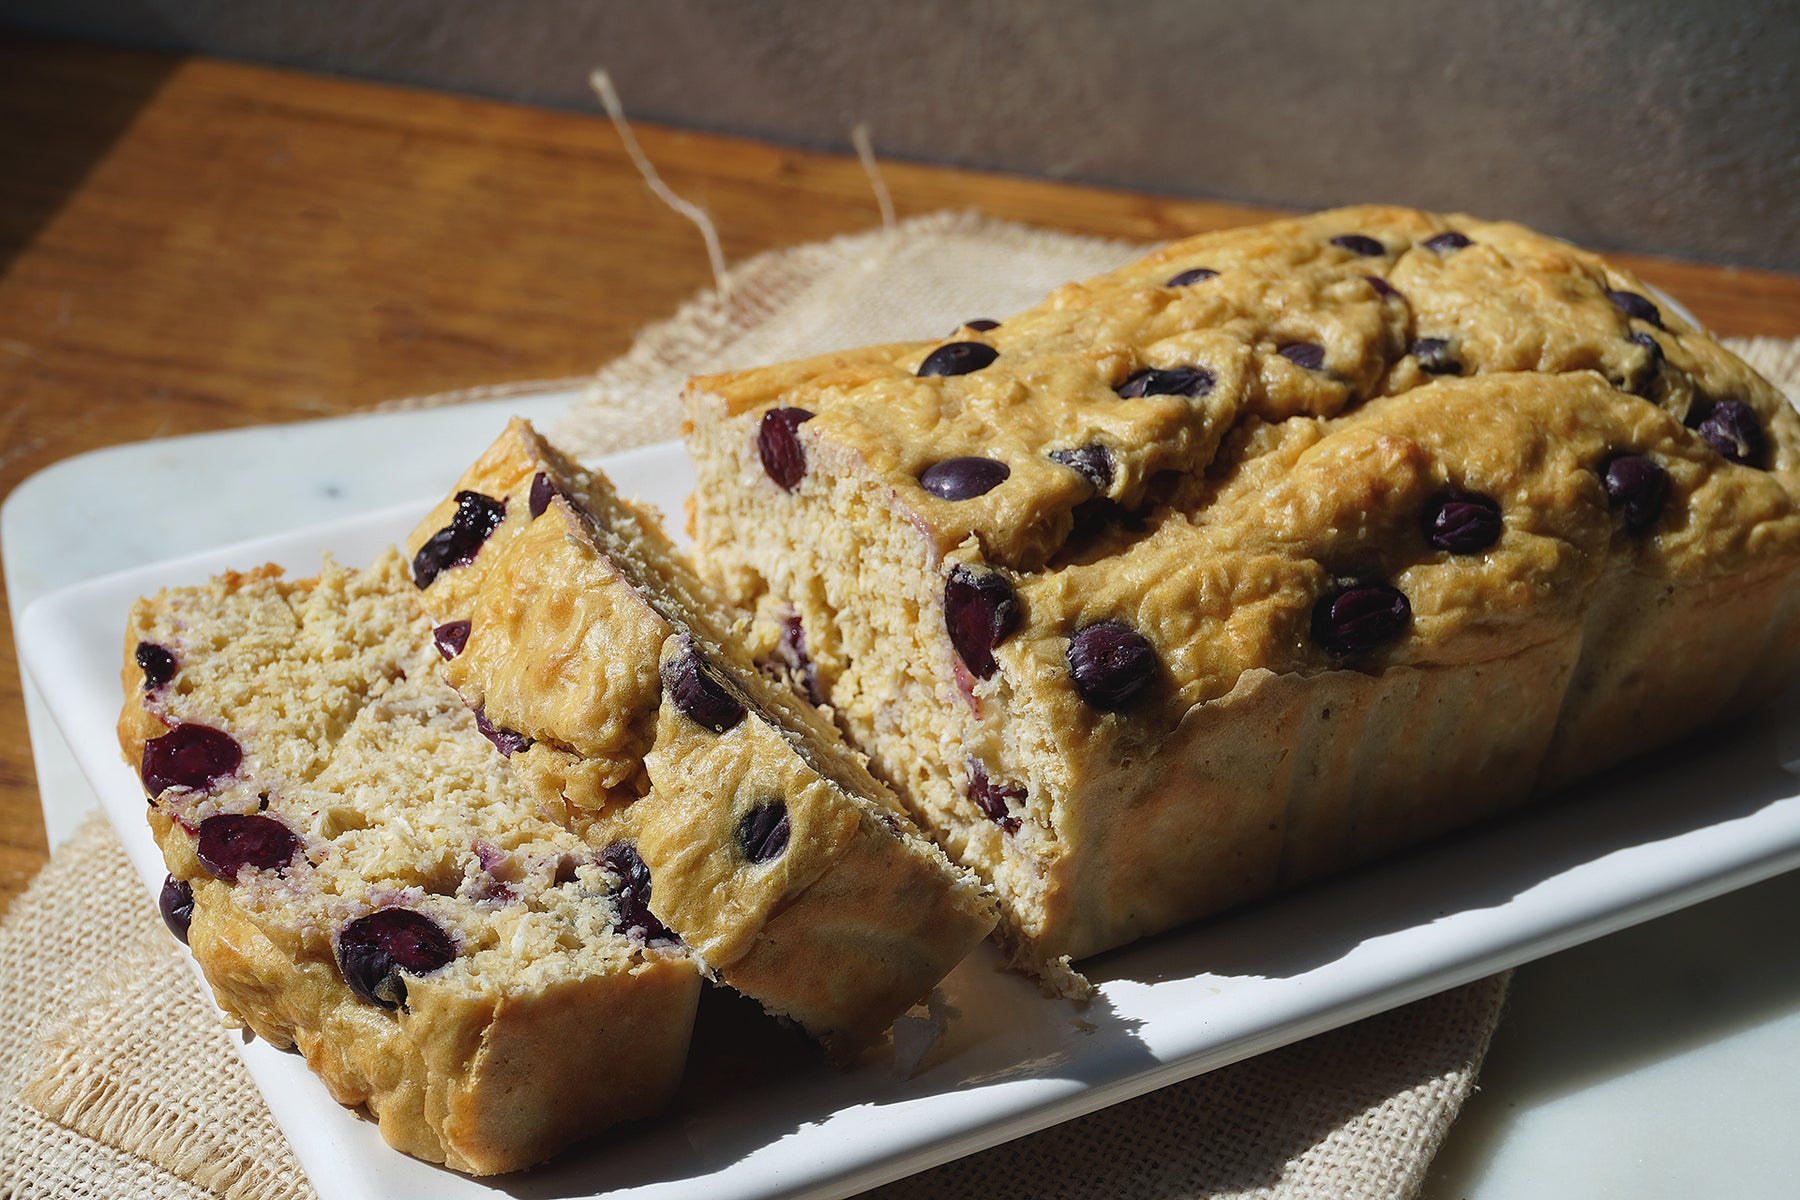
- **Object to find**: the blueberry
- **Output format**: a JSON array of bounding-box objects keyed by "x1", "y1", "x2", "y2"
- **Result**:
[
  {"x1": 529, "y1": 471, "x2": 558, "y2": 519},
  {"x1": 944, "y1": 565, "x2": 1018, "y2": 681},
  {"x1": 967, "y1": 761, "x2": 1024, "y2": 834},
  {"x1": 1116, "y1": 366, "x2": 1215, "y2": 399},
  {"x1": 1066, "y1": 621, "x2": 1158, "y2": 710},
  {"x1": 774, "y1": 613, "x2": 823, "y2": 704},
  {"x1": 1410, "y1": 337, "x2": 1463, "y2": 376},
  {"x1": 1164, "y1": 267, "x2": 1219, "y2": 287},
  {"x1": 433, "y1": 620, "x2": 471, "y2": 660},
  {"x1": 1693, "y1": 399, "x2": 1766, "y2": 467},
  {"x1": 1424, "y1": 491, "x2": 1502, "y2": 553},
  {"x1": 140, "y1": 723, "x2": 242, "y2": 798},
  {"x1": 1365, "y1": 274, "x2": 1401, "y2": 299},
  {"x1": 1331, "y1": 233, "x2": 1386, "y2": 256},
  {"x1": 662, "y1": 644, "x2": 746, "y2": 733},
  {"x1": 1278, "y1": 343, "x2": 1327, "y2": 372},
  {"x1": 918, "y1": 341, "x2": 999, "y2": 377},
  {"x1": 1606, "y1": 289, "x2": 1664, "y2": 329},
  {"x1": 336, "y1": 909, "x2": 456, "y2": 1009},
  {"x1": 758, "y1": 407, "x2": 815, "y2": 492},
  {"x1": 920, "y1": 456, "x2": 1010, "y2": 500},
  {"x1": 1602, "y1": 454, "x2": 1668, "y2": 532},
  {"x1": 412, "y1": 491, "x2": 506, "y2": 589},
  {"x1": 477, "y1": 879, "x2": 519, "y2": 906},
  {"x1": 472, "y1": 840, "x2": 509, "y2": 876},
  {"x1": 468, "y1": 704, "x2": 532, "y2": 757},
  {"x1": 136, "y1": 642, "x2": 177, "y2": 690},
  {"x1": 1423, "y1": 231, "x2": 1472, "y2": 253},
  {"x1": 159, "y1": 875, "x2": 195, "y2": 944},
  {"x1": 736, "y1": 801, "x2": 791, "y2": 864},
  {"x1": 469, "y1": 843, "x2": 518, "y2": 905},
  {"x1": 598, "y1": 841, "x2": 675, "y2": 942},
  {"x1": 1049, "y1": 443, "x2": 1114, "y2": 491},
  {"x1": 1312, "y1": 584, "x2": 1410, "y2": 654},
  {"x1": 1626, "y1": 331, "x2": 1664, "y2": 398},
  {"x1": 196, "y1": 814, "x2": 299, "y2": 882}
]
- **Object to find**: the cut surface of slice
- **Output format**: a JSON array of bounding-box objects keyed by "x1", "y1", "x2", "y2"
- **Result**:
[{"x1": 120, "y1": 549, "x2": 699, "y2": 1175}]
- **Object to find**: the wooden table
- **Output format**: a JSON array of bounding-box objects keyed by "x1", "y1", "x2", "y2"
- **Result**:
[{"x1": 4, "y1": 33, "x2": 1800, "y2": 917}]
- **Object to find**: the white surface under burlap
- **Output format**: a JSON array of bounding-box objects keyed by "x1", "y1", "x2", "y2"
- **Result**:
[{"x1": 24, "y1": 211, "x2": 1797, "y2": 1199}]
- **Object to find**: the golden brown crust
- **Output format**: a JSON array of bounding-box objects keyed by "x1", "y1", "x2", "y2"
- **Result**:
[
  {"x1": 681, "y1": 204, "x2": 1800, "y2": 969},
  {"x1": 445, "y1": 509, "x2": 671, "y2": 818},
  {"x1": 639, "y1": 638, "x2": 997, "y2": 1054},
  {"x1": 404, "y1": 958, "x2": 697, "y2": 1175},
  {"x1": 151, "y1": 818, "x2": 698, "y2": 1174}
]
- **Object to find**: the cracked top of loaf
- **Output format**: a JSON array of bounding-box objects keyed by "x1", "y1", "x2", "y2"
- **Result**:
[
  {"x1": 689, "y1": 205, "x2": 1800, "y2": 697},
  {"x1": 693, "y1": 205, "x2": 1800, "y2": 561}
]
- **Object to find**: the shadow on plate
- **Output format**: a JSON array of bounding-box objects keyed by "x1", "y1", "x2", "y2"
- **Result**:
[{"x1": 486, "y1": 960, "x2": 1154, "y2": 1199}]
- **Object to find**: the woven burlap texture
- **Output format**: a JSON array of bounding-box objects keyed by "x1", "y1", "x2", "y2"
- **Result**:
[{"x1": 8, "y1": 210, "x2": 1797, "y2": 1200}]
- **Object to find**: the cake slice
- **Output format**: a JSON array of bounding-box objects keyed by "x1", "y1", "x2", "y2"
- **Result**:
[
  {"x1": 119, "y1": 549, "x2": 700, "y2": 1175},
  {"x1": 404, "y1": 420, "x2": 996, "y2": 1054},
  {"x1": 679, "y1": 204, "x2": 1800, "y2": 981}
]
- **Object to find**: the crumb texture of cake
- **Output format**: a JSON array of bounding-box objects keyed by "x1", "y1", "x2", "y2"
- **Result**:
[
  {"x1": 120, "y1": 549, "x2": 700, "y2": 1175},
  {"x1": 405, "y1": 420, "x2": 996, "y2": 1053},
  {"x1": 679, "y1": 204, "x2": 1800, "y2": 972}
]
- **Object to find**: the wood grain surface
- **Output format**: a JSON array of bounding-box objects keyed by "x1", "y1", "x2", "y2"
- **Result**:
[{"x1": 3, "y1": 33, "x2": 1799, "y2": 916}]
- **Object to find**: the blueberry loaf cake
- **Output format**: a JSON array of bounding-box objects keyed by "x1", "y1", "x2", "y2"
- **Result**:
[
  {"x1": 680, "y1": 204, "x2": 1800, "y2": 979},
  {"x1": 119, "y1": 550, "x2": 700, "y2": 1174},
  {"x1": 404, "y1": 420, "x2": 995, "y2": 1053}
]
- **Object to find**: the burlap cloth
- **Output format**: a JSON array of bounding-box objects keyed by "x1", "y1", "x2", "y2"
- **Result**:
[{"x1": 6, "y1": 211, "x2": 1798, "y2": 1200}]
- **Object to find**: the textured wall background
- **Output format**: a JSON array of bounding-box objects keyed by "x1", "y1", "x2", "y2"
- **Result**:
[{"x1": 5, "y1": 0, "x2": 1797, "y2": 270}]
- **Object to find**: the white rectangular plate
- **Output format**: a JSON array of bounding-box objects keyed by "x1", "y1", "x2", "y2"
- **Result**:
[{"x1": 22, "y1": 438, "x2": 1800, "y2": 1200}]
